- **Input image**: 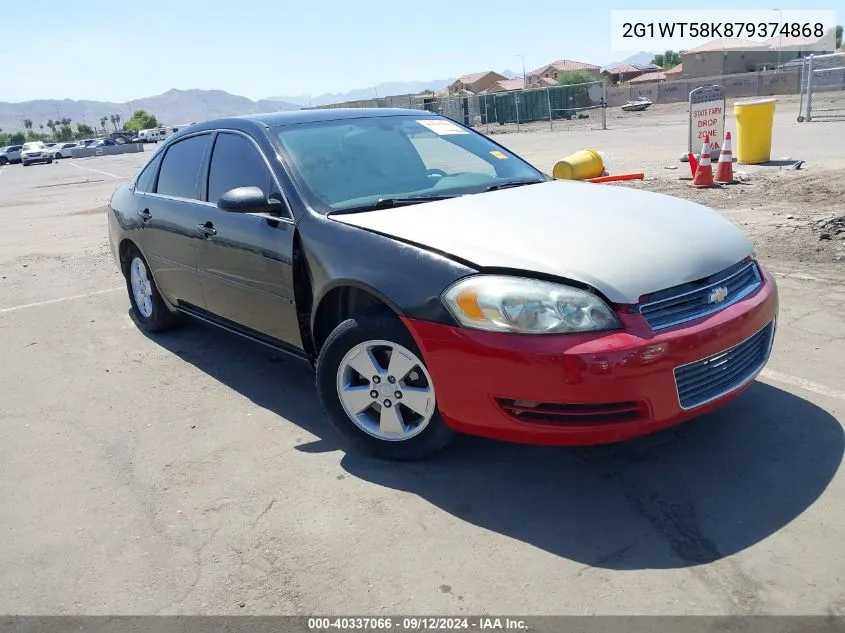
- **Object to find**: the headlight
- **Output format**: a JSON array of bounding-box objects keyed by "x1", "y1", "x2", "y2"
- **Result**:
[{"x1": 441, "y1": 275, "x2": 621, "y2": 334}]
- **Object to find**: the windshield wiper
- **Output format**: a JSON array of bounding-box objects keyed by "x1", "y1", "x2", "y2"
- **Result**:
[
  {"x1": 485, "y1": 179, "x2": 545, "y2": 192},
  {"x1": 330, "y1": 194, "x2": 456, "y2": 215}
]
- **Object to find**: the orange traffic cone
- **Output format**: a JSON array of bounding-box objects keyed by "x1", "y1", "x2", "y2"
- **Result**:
[
  {"x1": 692, "y1": 135, "x2": 715, "y2": 187},
  {"x1": 714, "y1": 131, "x2": 735, "y2": 184}
]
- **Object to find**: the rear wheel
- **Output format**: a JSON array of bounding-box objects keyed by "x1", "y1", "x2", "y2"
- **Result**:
[
  {"x1": 316, "y1": 313, "x2": 454, "y2": 461},
  {"x1": 0, "y1": 157, "x2": 7, "y2": 166},
  {"x1": 123, "y1": 245, "x2": 180, "y2": 333}
]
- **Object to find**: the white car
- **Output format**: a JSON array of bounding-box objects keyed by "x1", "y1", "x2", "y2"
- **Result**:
[
  {"x1": 51, "y1": 142, "x2": 79, "y2": 159},
  {"x1": 20, "y1": 141, "x2": 53, "y2": 166}
]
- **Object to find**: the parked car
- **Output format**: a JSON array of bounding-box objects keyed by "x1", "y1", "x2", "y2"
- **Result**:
[
  {"x1": 107, "y1": 109, "x2": 779, "y2": 461},
  {"x1": 20, "y1": 141, "x2": 53, "y2": 166},
  {"x1": 89, "y1": 139, "x2": 118, "y2": 148},
  {"x1": 51, "y1": 142, "x2": 79, "y2": 159},
  {"x1": 0, "y1": 144, "x2": 23, "y2": 165}
]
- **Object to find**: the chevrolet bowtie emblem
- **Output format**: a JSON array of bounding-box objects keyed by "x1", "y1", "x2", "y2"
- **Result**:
[{"x1": 708, "y1": 286, "x2": 729, "y2": 304}]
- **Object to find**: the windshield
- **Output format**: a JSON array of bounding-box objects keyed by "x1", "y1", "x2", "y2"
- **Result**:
[
  {"x1": 22, "y1": 142, "x2": 45, "y2": 151},
  {"x1": 275, "y1": 115, "x2": 546, "y2": 213}
]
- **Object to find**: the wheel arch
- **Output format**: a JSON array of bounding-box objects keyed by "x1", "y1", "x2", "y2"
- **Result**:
[{"x1": 310, "y1": 280, "x2": 404, "y2": 356}]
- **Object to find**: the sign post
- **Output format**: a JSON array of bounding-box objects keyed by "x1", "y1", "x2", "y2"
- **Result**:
[{"x1": 688, "y1": 85, "x2": 725, "y2": 160}]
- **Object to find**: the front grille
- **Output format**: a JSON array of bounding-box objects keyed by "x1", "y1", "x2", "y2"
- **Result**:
[
  {"x1": 674, "y1": 321, "x2": 774, "y2": 409},
  {"x1": 496, "y1": 399, "x2": 643, "y2": 424},
  {"x1": 639, "y1": 261, "x2": 762, "y2": 330}
]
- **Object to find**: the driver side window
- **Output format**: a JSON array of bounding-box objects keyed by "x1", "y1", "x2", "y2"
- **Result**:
[{"x1": 206, "y1": 132, "x2": 276, "y2": 208}]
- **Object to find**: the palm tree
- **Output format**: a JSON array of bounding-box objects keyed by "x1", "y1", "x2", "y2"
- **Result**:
[
  {"x1": 100, "y1": 116, "x2": 108, "y2": 133},
  {"x1": 39, "y1": 123, "x2": 44, "y2": 134},
  {"x1": 60, "y1": 117, "x2": 71, "y2": 127},
  {"x1": 23, "y1": 119, "x2": 33, "y2": 134},
  {"x1": 47, "y1": 119, "x2": 56, "y2": 136},
  {"x1": 114, "y1": 114, "x2": 121, "y2": 129}
]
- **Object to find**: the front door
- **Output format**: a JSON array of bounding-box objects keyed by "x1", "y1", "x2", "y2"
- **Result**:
[
  {"x1": 134, "y1": 133, "x2": 212, "y2": 309},
  {"x1": 194, "y1": 131, "x2": 302, "y2": 348}
]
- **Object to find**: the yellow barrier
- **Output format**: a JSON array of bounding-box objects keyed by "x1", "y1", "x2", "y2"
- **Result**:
[
  {"x1": 734, "y1": 98, "x2": 776, "y2": 164},
  {"x1": 552, "y1": 149, "x2": 604, "y2": 180}
]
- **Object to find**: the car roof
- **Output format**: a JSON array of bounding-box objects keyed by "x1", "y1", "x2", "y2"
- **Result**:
[{"x1": 181, "y1": 108, "x2": 438, "y2": 133}]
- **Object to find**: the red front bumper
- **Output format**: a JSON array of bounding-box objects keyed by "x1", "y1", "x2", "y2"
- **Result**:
[{"x1": 402, "y1": 267, "x2": 778, "y2": 446}]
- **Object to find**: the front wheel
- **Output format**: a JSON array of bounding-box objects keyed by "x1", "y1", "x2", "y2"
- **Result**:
[
  {"x1": 21, "y1": 161, "x2": 29, "y2": 167},
  {"x1": 316, "y1": 313, "x2": 454, "y2": 461},
  {"x1": 0, "y1": 157, "x2": 7, "y2": 166}
]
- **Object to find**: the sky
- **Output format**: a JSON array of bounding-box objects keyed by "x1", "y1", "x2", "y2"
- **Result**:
[{"x1": 0, "y1": 0, "x2": 840, "y2": 103}]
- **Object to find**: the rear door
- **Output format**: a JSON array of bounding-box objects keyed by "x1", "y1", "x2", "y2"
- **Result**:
[
  {"x1": 194, "y1": 130, "x2": 302, "y2": 347},
  {"x1": 134, "y1": 133, "x2": 212, "y2": 309}
]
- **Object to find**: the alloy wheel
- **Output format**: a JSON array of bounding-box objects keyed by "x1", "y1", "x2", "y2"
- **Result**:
[
  {"x1": 129, "y1": 256, "x2": 154, "y2": 318},
  {"x1": 336, "y1": 340, "x2": 436, "y2": 441}
]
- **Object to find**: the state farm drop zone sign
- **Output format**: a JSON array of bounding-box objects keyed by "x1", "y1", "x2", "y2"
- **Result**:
[{"x1": 689, "y1": 85, "x2": 726, "y2": 159}]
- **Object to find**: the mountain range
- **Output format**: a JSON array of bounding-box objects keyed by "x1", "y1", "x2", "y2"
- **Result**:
[
  {"x1": 270, "y1": 70, "x2": 519, "y2": 106},
  {"x1": 0, "y1": 70, "x2": 520, "y2": 132}
]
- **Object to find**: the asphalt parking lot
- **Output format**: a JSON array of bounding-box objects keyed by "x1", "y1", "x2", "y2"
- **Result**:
[{"x1": 1, "y1": 130, "x2": 844, "y2": 615}]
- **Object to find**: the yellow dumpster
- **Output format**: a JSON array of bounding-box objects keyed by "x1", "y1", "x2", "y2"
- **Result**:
[
  {"x1": 733, "y1": 98, "x2": 777, "y2": 164},
  {"x1": 552, "y1": 149, "x2": 604, "y2": 180}
]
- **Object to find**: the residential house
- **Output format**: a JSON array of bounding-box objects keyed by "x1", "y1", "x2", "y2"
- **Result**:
[
  {"x1": 526, "y1": 59, "x2": 601, "y2": 85},
  {"x1": 629, "y1": 70, "x2": 666, "y2": 85},
  {"x1": 487, "y1": 76, "x2": 557, "y2": 93},
  {"x1": 447, "y1": 71, "x2": 506, "y2": 95},
  {"x1": 764, "y1": 33, "x2": 837, "y2": 67},
  {"x1": 665, "y1": 63, "x2": 683, "y2": 76},
  {"x1": 601, "y1": 63, "x2": 663, "y2": 84},
  {"x1": 677, "y1": 36, "x2": 835, "y2": 78}
]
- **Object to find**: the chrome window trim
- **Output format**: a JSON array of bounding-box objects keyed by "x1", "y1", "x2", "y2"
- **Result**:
[
  {"x1": 673, "y1": 319, "x2": 775, "y2": 411},
  {"x1": 139, "y1": 128, "x2": 295, "y2": 225},
  {"x1": 639, "y1": 261, "x2": 762, "y2": 331}
]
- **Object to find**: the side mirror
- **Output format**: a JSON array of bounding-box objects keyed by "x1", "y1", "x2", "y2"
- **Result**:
[{"x1": 217, "y1": 186, "x2": 284, "y2": 215}]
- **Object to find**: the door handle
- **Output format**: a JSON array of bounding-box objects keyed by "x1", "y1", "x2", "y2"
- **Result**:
[
  {"x1": 137, "y1": 208, "x2": 152, "y2": 221},
  {"x1": 196, "y1": 222, "x2": 217, "y2": 237}
]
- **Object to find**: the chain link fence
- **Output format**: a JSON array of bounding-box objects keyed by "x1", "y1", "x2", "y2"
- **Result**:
[
  {"x1": 798, "y1": 52, "x2": 845, "y2": 122},
  {"x1": 303, "y1": 83, "x2": 607, "y2": 133}
]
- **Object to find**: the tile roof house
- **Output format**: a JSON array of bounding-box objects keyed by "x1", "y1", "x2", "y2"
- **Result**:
[
  {"x1": 681, "y1": 37, "x2": 790, "y2": 79},
  {"x1": 447, "y1": 71, "x2": 507, "y2": 95},
  {"x1": 527, "y1": 59, "x2": 601, "y2": 84},
  {"x1": 629, "y1": 70, "x2": 666, "y2": 84},
  {"x1": 601, "y1": 62, "x2": 664, "y2": 84},
  {"x1": 487, "y1": 77, "x2": 528, "y2": 93},
  {"x1": 665, "y1": 63, "x2": 683, "y2": 75},
  {"x1": 486, "y1": 76, "x2": 558, "y2": 93}
]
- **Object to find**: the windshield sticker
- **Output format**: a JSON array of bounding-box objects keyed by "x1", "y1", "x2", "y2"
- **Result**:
[
  {"x1": 417, "y1": 119, "x2": 469, "y2": 135},
  {"x1": 490, "y1": 150, "x2": 508, "y2": 160}
]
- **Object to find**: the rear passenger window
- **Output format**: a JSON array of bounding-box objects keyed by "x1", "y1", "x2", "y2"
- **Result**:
[
  {"x1": 155, "y1": 134, "x2": 210, "y2": 199},
  {"x1": 135, "y1": 154, "x2": 163, "y2": 193},
  {"x1": 206, "y1": 133, "x2": 274, "y2": 205}
]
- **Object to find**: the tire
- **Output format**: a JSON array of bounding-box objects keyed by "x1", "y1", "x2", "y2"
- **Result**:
[
  {"x1": 47, "y1": 159, "x2": 53, "y2": 164},
  {"x1": 22, "y1": 161, "x2": 29, "y2": 167},
  {"x1": 316, "y1": 312, "x2": 454, "y2": 461},
  {"x1": 0, "y1": 157, "x2": 7, "y2": 166},
  {"x1": 123, "y1": 245, "x2": 180, "y2": 333}
]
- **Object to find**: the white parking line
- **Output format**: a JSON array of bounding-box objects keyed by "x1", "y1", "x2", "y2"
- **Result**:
[
  {"x1": 68, "y1": 162, "x2": 124, "y2": 179},
  {"x1": 0, "y1": 287, "x2": 123, "y2": 315},
  {"x1": 760, "y1": 368, "x2": 845, "y2": 401}
]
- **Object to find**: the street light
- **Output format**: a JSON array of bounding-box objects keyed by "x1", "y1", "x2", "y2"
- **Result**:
[{"x1": 516, "y1": 54, "x2": 527, "y2": 88}]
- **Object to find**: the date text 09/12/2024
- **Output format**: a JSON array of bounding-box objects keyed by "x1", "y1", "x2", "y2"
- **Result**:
[{"x1": 307, "y1": 617, "x2": 528, "y2": 631}]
